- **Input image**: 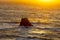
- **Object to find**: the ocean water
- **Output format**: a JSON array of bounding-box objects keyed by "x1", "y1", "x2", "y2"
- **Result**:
[{"x1": 0, "y1": 4, "x2": 60, "y2": 40}]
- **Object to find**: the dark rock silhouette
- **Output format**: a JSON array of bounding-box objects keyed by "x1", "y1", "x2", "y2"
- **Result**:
[{"x1": 20, "y1": 18, "x2": 33, "y2": 28}]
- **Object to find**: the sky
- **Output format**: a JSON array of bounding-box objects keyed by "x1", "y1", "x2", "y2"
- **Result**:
[
  {"x1": 0, "y1": 0, "x2": 60, "y2": 4},
  {"x1": 0, "y1": 0, "x2": 60, "y2": 8}
]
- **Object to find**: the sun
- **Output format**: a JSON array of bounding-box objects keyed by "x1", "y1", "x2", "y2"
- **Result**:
[
  {"x1": 40, "y1": 0, "x2": 53, "y2": 2},
  {"x1": 37, "y1": 0, "x2": 56, "y2": 4},
  {"x1": 41, "y1": 0, "x2": 52, "y2": 2}
]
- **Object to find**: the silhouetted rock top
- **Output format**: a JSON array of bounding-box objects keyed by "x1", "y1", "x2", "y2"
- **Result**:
[{"x1": 20, "y1": 18, "x2": 33, "y2": 28}]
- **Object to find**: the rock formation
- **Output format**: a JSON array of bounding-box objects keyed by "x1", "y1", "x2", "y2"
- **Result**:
[{"x1": 20, "y1": 18, "x2": 33, "y2": 28}]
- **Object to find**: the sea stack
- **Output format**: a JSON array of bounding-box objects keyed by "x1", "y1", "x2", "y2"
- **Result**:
[{"x1": 20, "y1": 18, "x2": 33, "y2": 28}]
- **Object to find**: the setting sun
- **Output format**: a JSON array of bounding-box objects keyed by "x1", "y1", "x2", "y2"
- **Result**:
[
  {"x1": 37, "y1": 0, "x2": 57, "y2": 4},
  {"x1": 40, "y1": 0, "x2": 54, "y2": 2}
]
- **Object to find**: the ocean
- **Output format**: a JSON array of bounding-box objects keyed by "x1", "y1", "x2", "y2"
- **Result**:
[{"x1": 0, "y1": 4, "x2": 60, "y2": 40}]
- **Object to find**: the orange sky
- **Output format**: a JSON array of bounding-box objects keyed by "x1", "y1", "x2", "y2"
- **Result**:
[
  {"x1": 0, "y1": 0, "x2": 60, "y2": 4},
  {"x1": 0, "y1": 0, "x2": 60, "y2": 8}
]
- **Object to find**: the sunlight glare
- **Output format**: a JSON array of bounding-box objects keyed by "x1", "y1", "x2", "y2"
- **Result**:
[{"x1": 39, "y1": 0, "x2": 54, "y2": 2}]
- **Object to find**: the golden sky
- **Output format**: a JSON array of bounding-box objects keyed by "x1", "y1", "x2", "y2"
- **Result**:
[
  {"x1": 0, "y1": 0, "x2": 60, "y2": 3},
  {"x1": 0, "y1": 0, "x2": 60, "y2": 8}
]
